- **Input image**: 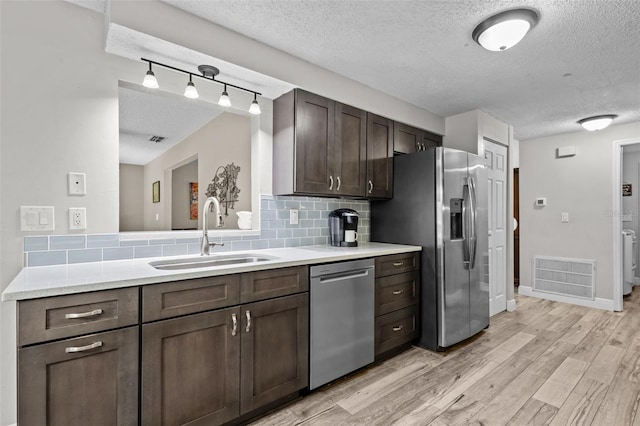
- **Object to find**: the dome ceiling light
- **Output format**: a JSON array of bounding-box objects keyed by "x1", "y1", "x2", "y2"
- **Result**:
[
  {"x1": 578, "y1": 115, "x2": 618, "y2": 131},
  {"x1": 472, "y1": 8, "x2": 539, "y2": 52}
]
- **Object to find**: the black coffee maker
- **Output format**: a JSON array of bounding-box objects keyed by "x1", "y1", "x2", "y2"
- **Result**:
[{"x1": 328, "y1": 209, "x2": 359, "y2": 247}]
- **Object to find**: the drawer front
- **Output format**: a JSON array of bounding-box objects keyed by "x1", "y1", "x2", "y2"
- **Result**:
[
  {"x1": 240, "y1": 266, "x2": 309, "y2": 303},
  {"x1": 142, "y1": 275, "x2": 240, "y2": 322},
  {"x1": 376, "y1": 271, "x2": 419, "y2": 316},
  {"x1": 19, "y1": 326, "x2": 139, "y2": 426},
  {"x1": 375, "y1": 305, "x2": 419, "y2": 356},
  {"x1": 375, "y1": 252, "x2": 419, "y2": 277},
  {"x1": 18, "y1": 287, "x2": 139, "y2": 346}
]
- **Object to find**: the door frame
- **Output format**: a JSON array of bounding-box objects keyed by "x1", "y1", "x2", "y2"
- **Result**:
[{"x1": 612, "y1": 137, "x2": 640, "y2": 312}]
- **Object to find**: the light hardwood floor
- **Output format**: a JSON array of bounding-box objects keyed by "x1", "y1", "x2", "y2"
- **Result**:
[{"x1": 251, "y1": 292, "x2": 640, "y2": 425}]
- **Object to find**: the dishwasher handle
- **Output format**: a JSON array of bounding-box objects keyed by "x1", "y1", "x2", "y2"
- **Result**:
[{"x1": 318, "y1": 268, "x2": 373, "y2": 284}]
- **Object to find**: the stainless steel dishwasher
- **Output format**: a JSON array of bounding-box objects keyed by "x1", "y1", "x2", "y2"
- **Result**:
[{"x1": 310, "y1": 258, "x2": 375, "y2": 390}]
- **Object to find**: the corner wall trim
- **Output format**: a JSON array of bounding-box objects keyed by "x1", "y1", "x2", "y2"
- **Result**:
[
  {"x1": 518, "y1": 286, "x2": 614, "y2": 311},
  {"x1": 507, "y1": 298, "x2": 516, "y2": 312}
]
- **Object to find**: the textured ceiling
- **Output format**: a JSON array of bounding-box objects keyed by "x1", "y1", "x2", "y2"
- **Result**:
[
  {"x1": 119, "y1": 84, "x2": 223, "y2": 165},
  {"x1": 161, "y1": 0, "x2": 640, "y2": 140}
]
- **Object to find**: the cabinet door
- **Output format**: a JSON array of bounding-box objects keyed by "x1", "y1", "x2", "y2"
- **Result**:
[
  {"x1": 240, "y1": 293, "x2": 309, "y2": 414},
  {"x1": 393, "y1": 122, "x2": 424, "y2": 154},
  {"x1": 366, "y1": 113, "x2": 394, "y2": 199},
  {"x1": 19, "y1": 326, "x2": 138, "y2": 426},
  {"x1": 142, "y1": 308, "x2": 240, "y2": 426},
  {"x1": 334, "y1": 103, "x2": 366, "y2": 196},
  {"x1": 295, "y1": 90, "x2": 334, "y2": 195},
  {"x1": 424, "y1": 130, "x2": 443, "y2": 150}
]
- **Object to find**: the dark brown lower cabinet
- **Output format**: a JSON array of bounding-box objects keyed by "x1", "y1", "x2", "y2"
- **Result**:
[
  {"x1": 18, "y1": 326, "x2": 138, "y2": 426},
  {"x1": 240, "y1": 293, "x2": 309, "y2": 414},
  {"x1": 142, "y1": 307, "x2": 240, "y2": 426},
  {"x1": 142, "y1": 294, "x2": 309, "y2": 425}
]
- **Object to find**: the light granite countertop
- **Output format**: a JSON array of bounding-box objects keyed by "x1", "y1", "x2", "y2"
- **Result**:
[{"x1": 2, "y1": 243, "x2": 421, "y2": 301}]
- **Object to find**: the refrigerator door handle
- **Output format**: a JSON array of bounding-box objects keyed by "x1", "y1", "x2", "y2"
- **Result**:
[
  {"x1": 468, "y1": 176, "x2": 478, "y2": 269},
  {"x1": 462, "y1": 182, "x2": 471, "y2": 267}
]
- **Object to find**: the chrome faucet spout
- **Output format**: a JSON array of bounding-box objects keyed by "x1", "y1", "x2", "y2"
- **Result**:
[{"x1": 201, "y1": 196, "x2": 225, "y2": 256}]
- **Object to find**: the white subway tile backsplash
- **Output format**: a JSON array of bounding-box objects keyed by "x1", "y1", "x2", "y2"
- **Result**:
[
  {"x1": 28, "y1": 251, "x2": 67, "y2": 267},
  {"x1": 87, "y1": 234, "x2": 120, "y2": 248},
  {"x1": 134, "y1": 246, "x2": 162, "y2": 258},
  {"x1": 162, "y1": 244, "x2": 189, "y2": 256},
  {"x1": 103, "y1": 247, "x2": 134, "y2": 261},
  {"x1": 24, "y1": 236, "x2": 48, "y2": 252}
]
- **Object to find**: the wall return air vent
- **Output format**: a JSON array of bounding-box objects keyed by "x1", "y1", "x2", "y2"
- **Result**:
[{"x1": 533, "y1": 256, "x2": 596, "y2": 300}]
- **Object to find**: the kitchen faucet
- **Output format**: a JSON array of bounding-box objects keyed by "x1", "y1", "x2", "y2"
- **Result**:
[{"x1": 201, "y1": 196, "x2": 224, "y2": 255}]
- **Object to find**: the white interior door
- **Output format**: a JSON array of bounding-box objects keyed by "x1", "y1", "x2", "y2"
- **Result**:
[{"x1": 484, "y1": 140, "x2": 508, "y2": 316}]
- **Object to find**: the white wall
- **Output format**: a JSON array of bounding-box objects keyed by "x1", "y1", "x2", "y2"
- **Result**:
[
  {"x1": 0, "y1": 2, "x2": 444, "y2": 423},
  {"x1": 171, "y1": 160, "x2": 199, "y2": 230},
  {"x1": 520, "y1": 122, "x2": 640, "y2": 302},
  {"x1": 143, "y1": 112, "x2": 251, "y2": 231},
  {"x1": 119, "y1": 163, "x2": 145, "y2": 231}
]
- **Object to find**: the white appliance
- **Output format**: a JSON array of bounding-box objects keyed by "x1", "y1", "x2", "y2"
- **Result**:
[{"x1": 622, "y1": 229, "x2": 637, "y2": 296}]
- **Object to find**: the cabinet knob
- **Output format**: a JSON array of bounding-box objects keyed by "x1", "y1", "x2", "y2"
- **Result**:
[{"x1": 329, "y1": 176, "x2": 334, "y2": 191}]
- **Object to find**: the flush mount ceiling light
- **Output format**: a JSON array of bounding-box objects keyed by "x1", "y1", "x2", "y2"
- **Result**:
[
  {"x1": 140, "y1": 58, "x2": 262, "y2": 114},
  {"x1": 472, "y1": 8, "x2": 539, "y2": 52},
  {"x1": 578, "y1": 115, "x2": 617, "y2": 131}
]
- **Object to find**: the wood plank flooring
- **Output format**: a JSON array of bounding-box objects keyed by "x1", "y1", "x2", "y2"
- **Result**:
[{"x1": 250, "y1": 291, "x2": 640, "y2": 425}]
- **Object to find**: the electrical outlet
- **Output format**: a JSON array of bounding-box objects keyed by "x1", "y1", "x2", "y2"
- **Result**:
[
  {"x1": 69, "y1": 208, "x2": 86, "y2": 230},
  {"x1": 290, "y1": 209, "x2": 299, "y2": 225},
  {"x1": 561, "y1": 212, "x2": 569, "y2": 223},
  {"x1": 68, "y1": 172, "x2": 86, "y2": 195}
]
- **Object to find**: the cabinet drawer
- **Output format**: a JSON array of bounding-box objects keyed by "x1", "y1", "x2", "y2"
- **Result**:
[
  {"x1": 375, "y1": 305, "x2": 419, "y2": 356},
  {"x1": 376, "y1": 271, "x2": 419, "y2": 316},
  {"x1": 375, "y1": 252, "x2": 419, "y2": 277},
  {"x1": 240, "y1": 266, "x2": 309, "y2": 303},
  {"x1": 18, "y1": 287, "x2": 139, "y2": 346},
  {"x1": 19, "y1": 326, "x2": 139, "y2": 426},
  {"x1": 143, "y1": 275, "x2": 240, "y2": 322}
]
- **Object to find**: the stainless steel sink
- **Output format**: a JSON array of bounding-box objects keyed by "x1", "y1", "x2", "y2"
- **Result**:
[{"x1": 149, "y1": 253, "x2": 278, "y2": 270}]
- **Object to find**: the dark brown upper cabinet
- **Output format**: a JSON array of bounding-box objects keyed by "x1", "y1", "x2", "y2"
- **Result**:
[
  {"x1": 394, "y1": 121, "x2": 443, "y2": 154},
  {"x1": 273, "y1": 89, "x2": 366, "y2": 197},
  {"x1": 366, "y1": 113, "x2": 394, "y2": 199}
]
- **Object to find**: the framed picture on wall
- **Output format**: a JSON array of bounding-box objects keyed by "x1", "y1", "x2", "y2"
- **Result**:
[{"x1": 152, "y1": 181, "x2": 160, "y2": 203}]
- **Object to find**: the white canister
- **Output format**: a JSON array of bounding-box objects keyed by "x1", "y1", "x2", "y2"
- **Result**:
[{"x1": 237, "y1": 211, "x2": 252, "y2": 230}]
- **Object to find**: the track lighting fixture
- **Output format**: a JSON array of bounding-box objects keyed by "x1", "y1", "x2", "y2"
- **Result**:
[
  {"x1": 184, "y1": 75, "x2": 199, "y2": 99},
  {"x1": 218, "y1": 84, "x2": 231, "y2": 107},
  {"x1": 578, "y1": 115, "x2": 617, "y2": 131},
  {"x1": 142, "y1": 63, "x2": 159, "y2": 89},
  {"x1": 141, "y1": 58, "x2": 261, "y2": 114},
  {"x1": 249, "y1": 93, "x2": 261, "y2": 115}
]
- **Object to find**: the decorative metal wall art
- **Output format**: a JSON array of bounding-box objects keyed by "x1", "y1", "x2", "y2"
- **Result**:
[{"x1": 206, "y1": 163, "x2": 240, "y2": 216}]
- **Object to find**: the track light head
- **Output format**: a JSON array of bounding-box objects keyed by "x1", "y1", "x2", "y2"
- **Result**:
[
  {"x1": 249, "y1": 94, "x2": 261, "y2": 115},
  {"x1": 184, "y1": 76, "x2": 199, "y2": 99}
]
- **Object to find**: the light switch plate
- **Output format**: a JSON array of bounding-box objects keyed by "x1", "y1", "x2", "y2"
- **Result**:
[
  {"x1": 20, "y1": 206, "x2": 55, "y2": 231},
  {"x1": 290, "y1": 209, "x2": 299, "y2": 225},
  {"x1": 68, "y1": 172, "x2": 86, "y2": 195},
  {"x1": 561, "y1": 212, "x2": 569, "y2": 223}
]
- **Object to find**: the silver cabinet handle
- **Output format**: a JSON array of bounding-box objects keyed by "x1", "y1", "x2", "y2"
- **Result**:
[
  {"x1": 329, "y1": 176, "x2": 334, "y2": 190},
  {"x1": 416, "y1": 141, "x2": 421, "y2": 151},
  {"x1": 368, "y1": 180, "x2": 373, "y2": 194},
  {"x1": 245, "y1": 310, "x2": 251, "y2": 333},
  {"x1": 336, "y1": 176, "x2": 341, "y2": 191},
  {"x1": 65, "y1": 341, "x2": 103, "y2": 353},
  {"x1": 392, "y1": 261, "x2": 404, "y2": 267},
  {"x1": 392, "y1": 325, "x2": 403, "y2": 332},
  {"x1": 422, "y1": 143, "x2": 426, "y2": 151},
  {"x1": 231, "y1": 313, "x2": 238, "y2": 336},
  {"x1": 392, "y1": 289, "x2": 404, "y2": 295},
  {"x1": 65, "y1": 308, "x2": 103, "y2": 319}
]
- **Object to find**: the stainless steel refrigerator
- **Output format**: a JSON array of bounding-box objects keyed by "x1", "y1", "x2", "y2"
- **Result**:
[{"x1": 371, "y1": 147, "x2": 489, "y2": 350}]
